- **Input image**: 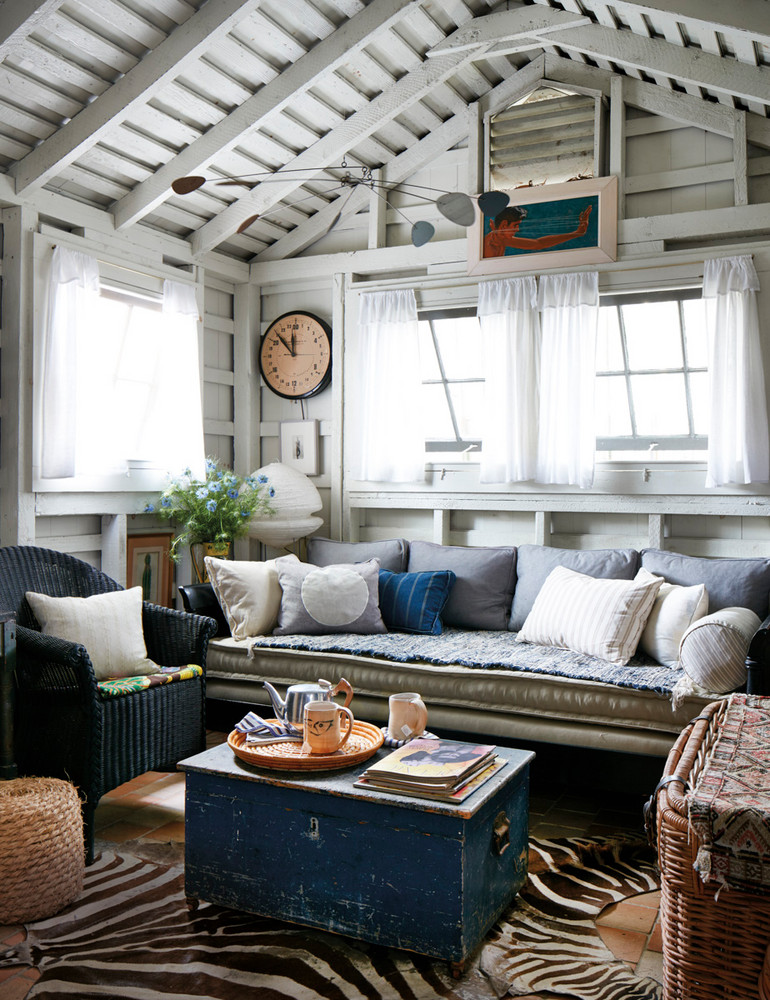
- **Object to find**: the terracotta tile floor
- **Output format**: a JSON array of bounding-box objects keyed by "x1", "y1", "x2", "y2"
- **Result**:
[{"x1": 0, "y1": 732, "x2": 664, "y2": 998}]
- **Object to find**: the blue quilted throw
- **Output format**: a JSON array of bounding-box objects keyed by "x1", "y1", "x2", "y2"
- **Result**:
[{"x1": 248, "y1": 628, "x2": 680, "y2": 694}]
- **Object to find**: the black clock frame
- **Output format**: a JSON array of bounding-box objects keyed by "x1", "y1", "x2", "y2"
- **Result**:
[{"x1": 258, "y1": 310, "x2": 332, "y2": 400}]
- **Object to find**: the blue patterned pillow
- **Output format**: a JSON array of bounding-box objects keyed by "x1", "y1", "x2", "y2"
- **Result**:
[{"x1": 378, "y1": 569, "x2": 456, "y2": 635}]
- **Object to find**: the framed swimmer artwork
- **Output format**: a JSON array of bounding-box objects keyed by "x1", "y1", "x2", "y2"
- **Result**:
[{"x1": 467, "y1": 175, "x2": 618, "y2": 276}]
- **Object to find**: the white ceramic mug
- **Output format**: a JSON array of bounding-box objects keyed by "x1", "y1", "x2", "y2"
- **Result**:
[
  {"x1": 387, "y1": 692, "x2": 428, "y2": 742},
  {"x1": 303, "y1": 699, "x2": 355, "y2": 754}
]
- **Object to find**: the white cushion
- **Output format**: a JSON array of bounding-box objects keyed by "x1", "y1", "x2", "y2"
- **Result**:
[
  {"x1": 25, "y1": 587, "x2": 158, "y2": 680},
  {"x1": 516, "y1": 565, "x2": 662, "y2": 665},
  {"x1": 636, "y1": 567, "x2": 709, "y2": 668},
  {"x1": 678, "y1": 607, "x2": 760, "y2": 694},
  {"x1": 205, "y1": 556, "x2": 290, "y2": 639}
]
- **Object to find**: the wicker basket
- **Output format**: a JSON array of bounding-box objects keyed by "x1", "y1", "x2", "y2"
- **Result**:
[
  {"x1": 0, "y1": 777, "x2": 84, "y2": 924},
  {"x1": 654, "y1": 700, "x2": 770, "y2": 1000}
]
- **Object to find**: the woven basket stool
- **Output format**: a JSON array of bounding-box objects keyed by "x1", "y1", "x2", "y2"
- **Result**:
[{"x1": 0, "y1": 777, "x2": 84, "y2": 924}]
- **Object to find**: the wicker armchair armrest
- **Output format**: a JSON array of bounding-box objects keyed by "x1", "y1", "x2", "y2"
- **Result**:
[
  {"x1": 142, "y1": 603, "x2": 217, "y2": 668},
  {"x1": 15, "y1": 624, "x2": 100, "y2": 701},
  {"x1": 746, "y1": 614, "x2": 770, "y2": 695}
]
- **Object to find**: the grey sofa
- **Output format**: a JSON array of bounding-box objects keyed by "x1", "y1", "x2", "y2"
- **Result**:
[{"x1": 203, "y1": 538, "x2": 770, "y2": 758}]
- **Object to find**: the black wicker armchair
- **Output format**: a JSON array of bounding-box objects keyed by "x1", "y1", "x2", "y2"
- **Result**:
[{"x1": 0, "y1": 545, "x2": 217, "y2": 862}]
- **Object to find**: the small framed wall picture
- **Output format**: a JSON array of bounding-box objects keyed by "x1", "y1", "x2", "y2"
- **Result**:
[
  {"x1": 280, "y1": 419, "x2": 319, "y2": 475},
  {"x1": 127, "y1": 532, "x2": 174, "y2": 607}
]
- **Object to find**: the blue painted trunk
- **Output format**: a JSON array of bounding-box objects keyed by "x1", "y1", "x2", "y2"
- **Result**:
[{"x1": 181, "y1": 742, "x2": 533, "y2": 964}]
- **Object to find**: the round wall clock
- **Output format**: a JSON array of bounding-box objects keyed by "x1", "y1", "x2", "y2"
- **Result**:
[{"x1": 258, "y1": 311, "x2": 332, "y2": 400}]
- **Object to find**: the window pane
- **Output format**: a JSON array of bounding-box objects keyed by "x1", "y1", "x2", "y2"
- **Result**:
[
  {"x1": 682, "y1": 298, "x2": 708, "y2": 368},
  {"x1": 596, "y1": 307, "x2": 625, "y2": 372},
  {"x1": 595, "y1": 375, "x2": 632, "y2": 436},
  {"x1": 447, "y1": 382, "x2": 485, "y2": 440},
  {"x1": 630, "y1": 373, "x2": 689, "y2": 435},
  {"x1": 418, "y1": 321, "x2": 442, "y2": 380},
  {"x1": 690, "y1": 371, "x2": 709, "y2": 434},
  {"x1": 432, "y1": 317, "x2": 484, "y2": 379},
  {"x1": 622, "y1": 301, "x2": 683, "y2": 370},
  {"x1": 421, "y1": 383, "x2": 456, "y2": 441}
]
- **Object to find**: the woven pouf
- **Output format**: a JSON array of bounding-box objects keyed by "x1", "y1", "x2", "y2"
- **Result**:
[{"x1": 0, "y1": 777, "x2": 84, "y2": 923}]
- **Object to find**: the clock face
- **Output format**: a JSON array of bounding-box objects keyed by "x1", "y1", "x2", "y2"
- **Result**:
[{"x1": 258, "y1": 311, "x2": 332, "y2": 400}]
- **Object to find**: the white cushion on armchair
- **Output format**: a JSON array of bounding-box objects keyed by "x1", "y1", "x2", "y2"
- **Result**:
[{"x1": 25, "y1": 586, "x2": 158, "y2": 680}]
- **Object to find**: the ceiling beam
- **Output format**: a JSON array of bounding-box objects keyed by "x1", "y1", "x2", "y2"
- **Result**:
[
  {"x1": 427, "y1": 4, "x2": 590, "y2": 56},
  {"x1": 9, "y1": 0, "x2": 264, "y2": 195},
  {"x1": 508, "y1": 24, "x2": 770, "y2": 107},
  {"x1": 598, "y1": 0, "x2": 770, "y2": 49},
  {"x1": 114, "y1": 0, "x2": 427, "y2": 230},
  {"x1": 544, "y1": 55, "x2": 736, "y2": 136},
  {"x1": 257, "y1": 55, "x2": 547, "y2": 261},
  {"x1": 192, "y1": 2, "x2": 572, "y2": 255},
  {"x1": 191, "y1": 51, "x2": 493, "y2": 255},
  {"x1": 0, "y1": 0, "x2": 65, "y2": 59}
]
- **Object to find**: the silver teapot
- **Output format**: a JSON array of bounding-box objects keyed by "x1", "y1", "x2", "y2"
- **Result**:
[{"x1": 263, "y1": 677, "x2": 354, "y2": 728}]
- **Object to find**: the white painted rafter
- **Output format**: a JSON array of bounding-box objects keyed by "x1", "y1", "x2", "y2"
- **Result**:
[
  {"x1": 587, "y1": 0, "x2": 770, "y2": 50},
  {"x1": 192, "y1": 51, "x2": 508, "y2": 254},
  {"x1": 0, "y1": 0, "x2": 65, "y2": 60},
  {"x1": 518, "y1": 24, "x2": 770, "y2": 107},
  {"x1": 426, "y1": 3, "x2": 590, "y2": 56},
  {"x1": 257, "y1": 55, "x2": 547, "y2": 261},
  {"x1": 114, "y1": 0, "x2": 427, "y2": 230},
  {"x1": 9, "y1": 0, "x2": 265, "y2": 195}
]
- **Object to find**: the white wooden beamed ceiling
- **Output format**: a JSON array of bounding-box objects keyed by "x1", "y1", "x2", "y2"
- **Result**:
[{"x1": 0, "y1": 0, "x2": 768, "y2": 263}]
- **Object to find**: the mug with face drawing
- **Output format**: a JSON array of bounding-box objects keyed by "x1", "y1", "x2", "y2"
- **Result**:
[{"x1": 303, "y1": 699, "x2": 355, "y2": 754}]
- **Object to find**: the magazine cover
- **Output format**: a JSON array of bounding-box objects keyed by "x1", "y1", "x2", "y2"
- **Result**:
[
  {"x1": 363, "y1": 738, "x2": 496, "y2": 784},
  {"x1": 355, "y1": 757, "x2": 507, "y2": 803}
]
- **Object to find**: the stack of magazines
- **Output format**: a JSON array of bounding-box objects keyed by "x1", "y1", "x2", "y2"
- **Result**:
[{"x1": 354, "y1": 738, "x2": 506, "y2": 803}]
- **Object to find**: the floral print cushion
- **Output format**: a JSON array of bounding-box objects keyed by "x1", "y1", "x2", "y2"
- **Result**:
[{"x1": 98, "y1": 664, "x2": 203, "y2": 699}]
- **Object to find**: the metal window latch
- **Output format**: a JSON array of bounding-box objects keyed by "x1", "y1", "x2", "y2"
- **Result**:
[{"x1": 492, "y1": 811, "x2": 510, "y2": 856}]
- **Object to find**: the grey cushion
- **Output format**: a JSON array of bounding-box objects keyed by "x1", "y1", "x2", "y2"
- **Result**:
[
  {"x1": 306, "y1": 537, "x2": 408, "y2": 574},
  {"x1": 407, "y1": 540, "x2": 516, "y2": 631},
  {"x1": 509, "y1": 545, "x2": 640, "y2": 631},
  {"x1": 641, "y1": 548, "x2": 770, "y2": 617},
  {"x1": 273, "y1": 556, "x2": 386, "y2": 636}
]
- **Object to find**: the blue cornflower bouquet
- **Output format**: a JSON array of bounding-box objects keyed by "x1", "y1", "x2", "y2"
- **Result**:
[{"x1": 144, "y1": 459, "x2": 275, "y2": 560}]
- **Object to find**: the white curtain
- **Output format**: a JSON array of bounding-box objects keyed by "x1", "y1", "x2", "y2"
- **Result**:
[
  {"x1": 536, "y1": 272, "x2": 599, "y2": 489},
  {"x1": 41, "y1": 247, "x2": 101, "y2": 478},
  {"x1": 40, "y1": 249, "x2": 206, "y2": 482},
  {"x1": 138, "y1": 280, "x2": 206, "y2": 480},
  {"x1": 350, "y1": 289, "x2": 425, "y2": 482},
  {"x1": 704, "y1": 255, "x2": 770, "y2": 487},
  {"x1": 477, "y1": 277, "x2": 539, "y2": 482}
]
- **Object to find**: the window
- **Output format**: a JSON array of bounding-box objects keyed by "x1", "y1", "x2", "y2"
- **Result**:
[
  {"x1": 418, "y1": 289, "x2": 707, "y2": 462},
  {"x1": 418, "y1": 309, "x2": 483, "y2": 453},
  {"x1": 596, "y1": 289, "x2": 708, "y2": 460},
  {"x1": 36, "y1": 246, "x2": 205, "y2": 491}
]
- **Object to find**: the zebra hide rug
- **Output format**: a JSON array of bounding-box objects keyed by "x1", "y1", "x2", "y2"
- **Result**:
[{"x1": 4, "y1": 836, "x2": 662, "y2": 1000}]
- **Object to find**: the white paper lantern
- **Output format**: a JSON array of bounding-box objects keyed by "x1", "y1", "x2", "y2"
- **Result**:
[{"x1": 248, "y1": 462, "x2": 323, "y2": 548}]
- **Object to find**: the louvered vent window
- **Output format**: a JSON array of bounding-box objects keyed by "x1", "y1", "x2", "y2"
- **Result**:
[{"x1": 490, "y1": 88, "x2": 601, "y2": 189}]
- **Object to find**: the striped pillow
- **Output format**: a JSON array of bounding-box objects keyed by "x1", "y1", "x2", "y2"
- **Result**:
[
  {"x1": 678, "y1": 607, "x2": 761, "y2": 694},
  {"x1": 378, "y1": 569, "x2": 456, "y2": 635},
  {"x1": 515, "y1": 566, "x2": 663, "y2": 665}
]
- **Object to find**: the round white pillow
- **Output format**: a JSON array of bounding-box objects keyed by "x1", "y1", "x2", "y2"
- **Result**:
[{"x1": 678, "y1": 606, "x2": 761, "y2": 694}]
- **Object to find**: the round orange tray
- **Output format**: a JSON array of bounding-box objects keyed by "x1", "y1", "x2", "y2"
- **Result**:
[{"x1": 228, "y1": 720, "x2": 384, "y2": 771}]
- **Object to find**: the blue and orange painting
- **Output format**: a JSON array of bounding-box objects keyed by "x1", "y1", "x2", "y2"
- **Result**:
[{"x1": 482, "y1": 193, "x2": 600, "y2": 259}]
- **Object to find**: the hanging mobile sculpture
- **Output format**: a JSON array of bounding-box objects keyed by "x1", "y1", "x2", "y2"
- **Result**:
[{"x1": 171, "y1": 160, "x2": 512, "y2": 246}]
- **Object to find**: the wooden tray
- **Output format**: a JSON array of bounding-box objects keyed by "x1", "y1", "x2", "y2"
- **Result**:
[{"x1": 228, "y1": 720, "x2": 384, "y2": 771}]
